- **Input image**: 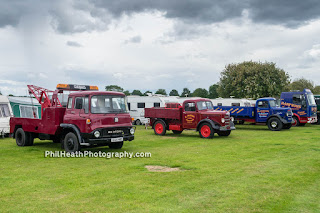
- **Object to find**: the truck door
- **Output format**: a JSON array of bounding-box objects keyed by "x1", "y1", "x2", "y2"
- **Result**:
[
  {"x1": 69, "y1": 97, "x2": 90, "y2": 132},
  {"x1": 183, "y1": 102, "x2": 198, "y2": 129},
  {"x1": 256, "y1": 100, "x2": 270, "y2": 123}
]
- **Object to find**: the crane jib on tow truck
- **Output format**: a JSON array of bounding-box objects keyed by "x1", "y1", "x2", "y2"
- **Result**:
[
  {"x1": 145, "y1": 98, "x2": 235, "y2": 138},
  {"x1": 213, "y1": 98, "x2": 293, "y2": 131},
  {"x1": 10, "y1": 84, "x2": 135, "y2": 153}
]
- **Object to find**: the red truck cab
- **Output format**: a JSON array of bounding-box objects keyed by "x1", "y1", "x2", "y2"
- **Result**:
[
  {"x1": 145, "y1": 98, "x2": 235, "y2": 138},
  {"x1": 10, "y1": 84, "x2": 135, "y2": 152}
]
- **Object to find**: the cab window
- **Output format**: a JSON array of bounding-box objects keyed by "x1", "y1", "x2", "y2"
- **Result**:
[
  {"x1": 257, "y1": 101, "x2": 269, "y2": 108},
  {"x1": 67, "y1": 98, "x2": 73, "y2": 109},
  {"x1": 185, "y1": 102, "x2": 196, "y2": 111},
  {"x1": 74, "y1": 97, "x2": 89, "y2": 113}
]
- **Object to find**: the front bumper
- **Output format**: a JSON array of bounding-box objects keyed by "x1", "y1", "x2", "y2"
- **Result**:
[
  {"x1": 81, "y1": 126, "x2": 135, "y2": 145},
  {"x1": 308, "y1": 116, "x2": 317, "y2": 124},
  {"x1": 219, "y1": 121, "x2": 236, "y2": 131}
]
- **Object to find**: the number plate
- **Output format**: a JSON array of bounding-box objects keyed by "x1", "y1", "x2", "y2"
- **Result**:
[{"x1": 111, "y1": 137, "x2": 123, "y2": 142}]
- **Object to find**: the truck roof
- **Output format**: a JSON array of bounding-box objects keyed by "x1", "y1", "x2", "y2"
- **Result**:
[
  {"x1": 257, "y1": 97, "x2": 276, "y2": 101},
  {"x1": 68, "y1": 91, "x2": 125, "y2": 97},
  {"x1": 183, "y1": 98, "x2": 211, "y2": 103}
]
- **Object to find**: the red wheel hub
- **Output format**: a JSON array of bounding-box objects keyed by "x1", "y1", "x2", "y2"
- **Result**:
[
  {"x1": 155, "y1": 123, "x2": 164, "y2": 134},
  {"x1": 201, "y1": 125, "x2": 211, "y2": 138}
]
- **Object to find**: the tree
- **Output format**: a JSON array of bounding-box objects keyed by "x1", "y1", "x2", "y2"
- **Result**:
[
  {"x1": 289, "y1": 78, "x2": 314, "y2": 92},
  {"x1": 169, "y1": 89, "x2": 179, "y2": 96},
  {"x1": 180, "y1": 88, "x2": 191, "y2": 97},
  {"x1": 314, "y1": 86, "x2": 320, "y2": 94},
  {"x1": 192, "y1": 88, "x2": 208, "y2": 98},
  {"x1": 218, "y1": 61, "x2": 290, "y2": 99},
  {"x1": 131, "y1": 90, "x2": 143, "y2": 96},
  {"x1": 143, "y1": 90, "x2": 152, "y2": 96},
  {"x1": 208, "y1": 84, "x2": 219, "y2": 99},
  {"x1": 155, "y1": 89, "x2": 167, "y2": 96},
  {"x1": 123, "y1": 90, "x2": 130, "y2": 96},
  {"x1": 105, "y1": 85, "x2": 124, "y2": 92}
]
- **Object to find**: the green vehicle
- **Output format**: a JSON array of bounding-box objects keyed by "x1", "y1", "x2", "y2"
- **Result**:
[{"x1": 315, "y1": 95, "x2": 320, "y2": 124}]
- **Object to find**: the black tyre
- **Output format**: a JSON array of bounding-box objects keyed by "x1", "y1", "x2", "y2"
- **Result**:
[
  {"x1": 15, "y1": 128, "x2": 33, "y2": 146},
  {"x1": 135, "y1": 119, "x2": 141, "y2": 125},
  {"x1": 153, "y1": 120, "x2": 166, "y2": 136},
  {"x1": 64, "y1": 132, "x2": 80, "y2": 153},
  {"x1": 172, "y1": 130, "x2": 183, "y2": 134},
  {"x1": 283, "y1": 123, "x2": 292, "y2": 129},
  {"x1": 217, "y1": 130, "x2": 231, "y2": 136},
  {"x1": 199, "y1": 123, "x2": 214, "y2": 139},
  {"x1": 109, "y1": 142, "x2": 123, "y2": 149},
  {"x1": 292, "y1": 116, "x2": 300, "y2": 127},
  {"x1": 267, "y1": 118, "x2": 283, "y2": 131}
]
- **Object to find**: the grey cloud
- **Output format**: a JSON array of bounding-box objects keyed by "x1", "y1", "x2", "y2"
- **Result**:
[
  {"x1": 66, "y1": 41, "x2": 83, "y2": 47},
  {"x1": 125, "y1": 35, "x2": 142, "y2": 44}
]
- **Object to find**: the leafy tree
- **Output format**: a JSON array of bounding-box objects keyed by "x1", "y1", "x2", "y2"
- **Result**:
[
  {"x1": 192, "y1": 88, "x2": 208, "y2": 98},
  {"x1": 169, "y1": 89, "x2": 179, "y2": 96},
  {"x1": 105, "y1": 85, "x2": 124, "y2": 92},
  {"x1": 289, "y1": 78, "x2": 314, "y2": 92},
  {"x1": 180, "y1": 88, "x2": 191, "y2": 97},
  {"x1": 123, "y1": 90, "x2": 130, "y2": 96},
  {"x1": 143, "y1": 90, "x2": 152, "y2": 96},
  {"x1": 131, "y1": 90, "x2": 143, "y2": 96},
  {"x1": 314, "y1": 86, "x2": 320, "y2": 94},
  {"x1": 218, "y1": 61, "x2": 290, "y2": 99},
  {"x1": 208, "y1": 84, "x2": 219, "y2": 99},
  {"x1": 155, "y1": 89, "x2": 167, "y2": 96}
]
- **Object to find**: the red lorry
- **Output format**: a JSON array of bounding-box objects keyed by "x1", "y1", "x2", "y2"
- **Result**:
[
  {"x1": 145, "y1": 98, "x2": 235, "y2": 138},
  {"x1": 10, "y1": 84, "x2": 135, "y2": 152}
]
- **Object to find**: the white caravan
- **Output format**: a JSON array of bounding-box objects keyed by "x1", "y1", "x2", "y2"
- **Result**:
[
  {"x1": 211, "y1": 98, "x2": 256, "y2": 107},
  {"x1": 0, "y1": 95, "x2": 13, "y2": 136},
  {"x1": 127, "y1": 95, "x2": 181, "y2": 125}
]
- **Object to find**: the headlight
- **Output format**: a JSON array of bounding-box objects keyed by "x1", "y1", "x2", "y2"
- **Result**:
[
  {"x1": 221, "y1": 118, "x2": 225, "y2": 123},
  {"x1": 94, "y1": 131, "x2": 100, "y2": 138},
  {"x1": 231, "y1": 117, "x2": 234, "y2": 122},
  {"x1": 130, "y1": 128, "x2": 135, "y2": 135}
]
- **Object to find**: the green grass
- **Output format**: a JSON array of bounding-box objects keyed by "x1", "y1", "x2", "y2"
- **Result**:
[{"x1": 1, "y1": 124, "x2": 320, "y2": 212}]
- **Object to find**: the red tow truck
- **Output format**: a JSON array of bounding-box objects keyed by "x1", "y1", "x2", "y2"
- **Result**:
[
  {"x1": 10, "y1": 84, "x2": 135, "y2": 152},
  {"x1": 145, "y1": 98, "x2": 235, "y2": 138}
]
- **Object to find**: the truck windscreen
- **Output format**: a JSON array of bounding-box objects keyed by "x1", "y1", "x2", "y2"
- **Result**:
[
  {"x1": 306, "y1": 94, "x2": 316, "y2": 105},
  {"x1": 91, "y1": 95, "x2": 128, "y2": 114},
  {"x1": 269, "y1": 100, "x2": 279, "y2": 107},
  {"x1": 197, "y1": 101, "x2": 214, "y2": 110}
]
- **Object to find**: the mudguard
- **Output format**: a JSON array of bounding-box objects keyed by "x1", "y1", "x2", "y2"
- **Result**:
[
  {"x1": 196, "y1": 119, "x2": 220, "y2": 131},
  {"x1": 60, "y1": 123, "x2": 84, "y2": 144},
  {"x1": 267, "y1": 114, "x2": 291, "y2": 124}
]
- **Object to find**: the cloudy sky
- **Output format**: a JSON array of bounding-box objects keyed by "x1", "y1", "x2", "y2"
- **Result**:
[{"x1": 1, "y1": 0, "x2": 320, "y2": 95}]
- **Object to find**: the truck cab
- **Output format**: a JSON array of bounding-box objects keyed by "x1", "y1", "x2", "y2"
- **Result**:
[
  {"x1": 315, "y1": 95, "x2": 320, "y2": 124},
  {"x1": 255, "y1": 98, "x2": 293, "y2": 130},
  {"x1": 280, "y1": 89, "x2": 317, "y2": 126}
]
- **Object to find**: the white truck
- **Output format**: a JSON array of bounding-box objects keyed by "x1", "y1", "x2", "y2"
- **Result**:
[{"x1": 0, "y1": 95, "x2": 13, "y2": 137}]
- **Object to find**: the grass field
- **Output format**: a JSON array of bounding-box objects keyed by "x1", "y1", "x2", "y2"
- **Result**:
[{"x1": 0, "y1": 124, "x2": 320, "y2": 212}]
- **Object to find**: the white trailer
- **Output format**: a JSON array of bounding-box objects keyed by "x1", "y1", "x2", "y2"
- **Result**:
[
  {"x1": 211, "y1": 98, "x2": 256, "y2": 107},
  {"x1": 0, "y1": 95, "x2": 13, "y2": 137},
  {"x1": 127, "y1": 95, "x2": 182, "y2": 125}
]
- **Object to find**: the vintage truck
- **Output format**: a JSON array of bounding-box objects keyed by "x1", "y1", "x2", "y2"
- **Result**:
[
  {"x1": 315, "y1": 94, "x2": 320, "y2": 124},
  {"x1": 10, "y1": 84, "x2": 135, "y2": 152},
  {"x1": 145, "y1": 98, "x2": 235, "y2": 138},
  {"x1": 280, "y1": 89, "x2": 318, "y2": 126},
  {"x1": 213, "y1": 97, "x2": 293, "y2": 131}
]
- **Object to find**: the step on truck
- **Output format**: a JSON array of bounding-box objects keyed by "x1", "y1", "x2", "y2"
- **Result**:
[
  {"x1": 145, "y1": 98, "x2": 235, "y2": 138},
  {"x1": 280, "y1": 89, "x2": 318, "y2": 126},
  {"x1": 10, "y1": 84, "x2": 135, "y2": 152},
  {"x1": 213, "y1": 98, "x2": 293, "y2": 131}
]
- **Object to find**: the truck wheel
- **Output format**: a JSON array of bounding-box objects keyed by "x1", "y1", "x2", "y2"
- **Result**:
[
  {"x1": 283, "y1": 123, "x2": 292, "y2": 129},
  {"x1": 109, "y1": 142, "x2": 123, "y2": 149},
  {"x1": 64, "y1": 132, "x2": 80, "y2": 153},
  {"x1": 153, "y1": 121, "x2": 166, "y2": 136},
  {"x1": 267, "y1": 118, "x2": 283, "y2": 131},
  {"x1": 292, "y1": 116, "x2": 300, "y2": 127},
  {"x1": 15, "y1": 128, "x2": 33, "y2": 146},
  {"x1": 172, "y1": 130, "x2": 183, "y2": 134},
  {"x1": 199, "y1": 123, "x2": 214, "y2": 139},
  {"x1": 135, "y1": 119, "x2": 141, "y2": 125},
  {"x1": 217, "y1": 130, "x2": 231, "y2": 136}
]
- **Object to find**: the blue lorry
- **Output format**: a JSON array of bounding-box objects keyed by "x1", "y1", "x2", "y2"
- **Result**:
[
  {"x1": 213, "y1": 97, "x2": 293, "y2": 131},
  {"x1": 280, "y1": 89, "x2": 317, "y2": 126}
]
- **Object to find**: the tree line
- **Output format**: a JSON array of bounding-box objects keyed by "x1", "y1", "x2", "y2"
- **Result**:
[{"x1": 106, "y1": 61, "x2": 320, "y2": 99}]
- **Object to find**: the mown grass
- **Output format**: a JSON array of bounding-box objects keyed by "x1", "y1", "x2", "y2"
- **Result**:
[{"x1": 0, "y1": 124, "x2": 320, "y2": 212}]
